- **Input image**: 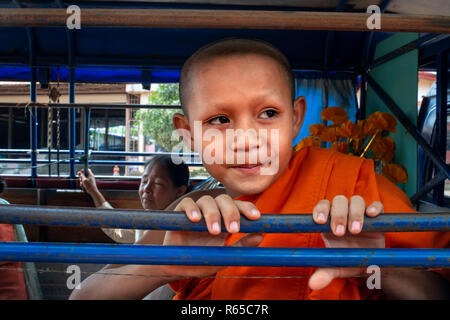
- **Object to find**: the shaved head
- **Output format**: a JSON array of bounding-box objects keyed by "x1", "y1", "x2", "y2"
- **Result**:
[{"x1": 179, "y1": 38, "x2": 294, "y2": 116}]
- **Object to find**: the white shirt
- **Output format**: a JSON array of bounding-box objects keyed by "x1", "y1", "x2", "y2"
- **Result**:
[{"x1": 99, "y1": 201, "x2": 145, "y2": 244}]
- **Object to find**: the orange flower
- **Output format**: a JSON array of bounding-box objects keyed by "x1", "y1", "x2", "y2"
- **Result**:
[
  {"x1": 319, "y1": 126, "x2": 339, "y2": 142},
  {"x1": 364, "y1": 112, "x2": 397, "y2": 135},
  {"x1": 336, "y1": 120, "x2": 357, "y2": 138},
  {"x1": 331, "y1": 141, "x2": 349, "y2": 154},
  {"x1": 382, "y1": 163, "x2": 408, "y2": 183},
  {"x1": 370, "y1": 137, "x2": 395, "y2": 163},
  {"x1": 321, "y1": 107, "x2": 349, "y2": 125},
  {"x1": 309, "y1": 124, "x2": 326, "y2": 137},
  {"x1": 294, "y1": 136, "x2": 320, "y2": 152}
]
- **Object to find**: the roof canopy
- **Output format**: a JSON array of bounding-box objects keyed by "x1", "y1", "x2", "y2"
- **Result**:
[{"x1": 0, "y1": 0, "x2": 448, "y2": 83}]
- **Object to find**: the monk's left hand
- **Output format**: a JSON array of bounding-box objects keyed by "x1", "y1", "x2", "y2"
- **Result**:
[{"x1": 308, "y1": 195, "x2": 385, "y2": 291}]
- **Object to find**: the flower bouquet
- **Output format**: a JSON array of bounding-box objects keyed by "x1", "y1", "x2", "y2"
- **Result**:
[{"x1": 295, "y1": 106, "x2": 408, "y2": 184}]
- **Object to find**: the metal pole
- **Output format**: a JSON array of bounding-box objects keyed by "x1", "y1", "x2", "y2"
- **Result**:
[
  {"x1": 0, "y1": 242, "x2": 448, "y2": 268},
  {"x1": 366, "y1": 74, "x2": 450, "y2": 181},
  {"x1": 0, "y1": 205, "x2": 448, "y2": 233},
  {"x1": 83, "y1": 107, "x2": 91, "y2": 176},
  {"x1": 68, "y1": 68, "x2": 76, "y2": 187},
  {"x1": 0, "y1": 102, "x2": 182, "y2": 110},
  {"x1": 0, "y1": 9, "x2": 449, "y2": 34},
  {"x1": 30, "y1": 67, "x2": 38, "y2": 187}
]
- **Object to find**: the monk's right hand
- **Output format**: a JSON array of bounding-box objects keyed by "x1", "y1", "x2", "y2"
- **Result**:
[
  {"x1": 173, "y1": 194, "x2": 261, "y2": 234},
  {"x1": 163, "y1": 195, "x2": 263, "y2": 278}
]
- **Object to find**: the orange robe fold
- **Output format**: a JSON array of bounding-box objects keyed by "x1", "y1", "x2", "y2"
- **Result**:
[{"x1": 170, "y1": 146, "x2": 449, "y2": 300}]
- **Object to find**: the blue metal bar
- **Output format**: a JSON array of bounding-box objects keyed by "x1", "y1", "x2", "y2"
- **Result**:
[
  {"x1": 0, "y1": 102, "x2": 182, "y2": 110},
  {"x1": 0, "y1": 159, "x2": 203, "y2": 167},
  {"x1": 0, "y1": 149, "x2": 199, "y2": 158},
  {"x1": 83, "y1": 107, "x2": 91, "y2": 176},
  {"x1": 0, "y1": 242, "x2": 448, "y2": 268},
  {"x1": 29, "y1": 67, "x2": 38, "y2": 188},
  {"x1": 0, "y1": 205, "x2": 448, "y2": 233},
  {"x1": 68, "y1": 68, "x2": 76, "y2": 187},
  {"x1": 366, "y1": 74, "x2": 450, "y2": 181}
]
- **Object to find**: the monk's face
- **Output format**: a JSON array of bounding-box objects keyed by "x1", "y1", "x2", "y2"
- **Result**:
[{"x1": 174, "y1": 53, "x2": 305, "y2": 197}]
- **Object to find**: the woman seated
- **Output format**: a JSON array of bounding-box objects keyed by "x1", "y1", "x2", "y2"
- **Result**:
[{"x1": 78, "y1": 155, "x2": 192, "y2": 244}]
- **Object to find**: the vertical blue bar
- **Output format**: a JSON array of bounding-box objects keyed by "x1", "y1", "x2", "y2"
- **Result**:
[
  {"x1": 434, "y1": 50, "x2": 448, "y2": 205},
  {"x1": 30, "y1": 67, "x2": 37, "y2": 187},
  {"x1": 69, "y1": 68, "x2": 76, "y2": 187},
  {"x1": 84, "y1": 108, "x2": 91, "y2": 176}
]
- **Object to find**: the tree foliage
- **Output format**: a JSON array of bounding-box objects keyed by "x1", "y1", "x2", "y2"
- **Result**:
[{"x1": 133, "y1": 84, "x2": 182, "y2": 151}]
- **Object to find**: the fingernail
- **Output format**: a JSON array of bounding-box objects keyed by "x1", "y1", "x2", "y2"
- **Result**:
[
  {"x1": 251, "y1": 209, "x2": 260, "y2": 217},
  {"x1": 368, "y1": 207, "x2": 376, "y2": 214},
  {"x1": 212, "y1": 222, "x2": 220, "y2": 233},
  {"x1": 229, "y1": 221, "x2": 239, "y2": 233},
  {"x1": 317, "y1": 212, "x2": 325, "y2": 222},
  {"x1": 191, "y1": 210, "x2": 200, "y2": 220},
  {"x1": 336, "y1": 224, "x2": 345, "y2": 235},
  {"x1": 351, "y1": 221, "x2": 361, "y2": 232}
]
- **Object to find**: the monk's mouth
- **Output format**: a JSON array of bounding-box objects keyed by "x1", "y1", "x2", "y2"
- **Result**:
[{"x1": 230, "y1": 162, "x2": 268, "y2": 174}]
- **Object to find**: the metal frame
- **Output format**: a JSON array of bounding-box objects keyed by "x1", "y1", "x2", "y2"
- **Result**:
[
  {"x1": 1, "y1": 205, "x2": 449, "y2": 233},
  {"x1": 0, "y1": 205, "x2": 448, "y2": 267},
  {"x1": 360, "y1": 33, "x2": 450, "y2": 206},
  {"x1": 0, "y1": 3, "x2": 448, "y2": 273},
  {"x1": 0, "y1": 242, "x2": 448, "y2": 268}
]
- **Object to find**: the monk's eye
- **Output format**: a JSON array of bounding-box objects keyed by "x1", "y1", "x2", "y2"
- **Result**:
[
  {"x1": 260, "y1": 109, "x2": 278, "y2": 119},
  {"x1": 209, "y1": 115, "x2": 230, "y2": 125}
]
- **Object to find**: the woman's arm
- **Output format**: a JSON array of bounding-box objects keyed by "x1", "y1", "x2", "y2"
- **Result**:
[
  {"x1": 78, "y1": 169, "x2": 106, "y2": 208},
  {"x1": 68, "y1": 264, "x2": 175, "y2": 300},
  {"x1": 381, "y1": 268, "x2": 450, "y2": 300}
]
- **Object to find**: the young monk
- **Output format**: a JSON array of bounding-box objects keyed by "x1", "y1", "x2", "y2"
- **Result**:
[{"x1": 70, "y1": 39, "x2": 449, "y2": 300}]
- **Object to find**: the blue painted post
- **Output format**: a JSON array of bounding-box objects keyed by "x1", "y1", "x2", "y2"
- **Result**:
[
  {"x1": 69, "y1": 68, "x2": 76, "y2": 187},
  {"x1": 0, "y1": 205, "x2": 448, "y2": 233},
  {"x1": 83, "y1": 107, "x2": 91, "y2": 176},
  {"x1": 0, "y1": 242, "x2": 448, "y2": 268},
  {"x1": 30, "y1": 67, "x2": 38, "y2": 187}
]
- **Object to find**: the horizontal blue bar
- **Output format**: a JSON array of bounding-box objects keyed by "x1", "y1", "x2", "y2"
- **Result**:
[
  {"x1": 0, "y1": 149, "x2": 199, "y2": 157},
  {"x1": 0, "y1": 205, "x2": 449, "y2": 233},
  {"x1": 0, "y1": 159, "x2": 203, "y2": 166},
  {"x1": 0, "y1": 242, "x2": 448, "y2": 267}
]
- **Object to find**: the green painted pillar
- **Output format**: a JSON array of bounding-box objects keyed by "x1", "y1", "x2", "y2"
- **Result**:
[{"x1": 366, "y1": 33, "x2": 419, "y2": 197}]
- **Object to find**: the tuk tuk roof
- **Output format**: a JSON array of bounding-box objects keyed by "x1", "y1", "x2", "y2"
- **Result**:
[{"x1": 0, "y1": 0, "x2": 448, "y2": 83}]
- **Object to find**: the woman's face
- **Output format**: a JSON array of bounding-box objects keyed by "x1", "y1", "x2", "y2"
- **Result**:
[{"x1": 138, "y1": 162, "x2": 185, "y2": 210}]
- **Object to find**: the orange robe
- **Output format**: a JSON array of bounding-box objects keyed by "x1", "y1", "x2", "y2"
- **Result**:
[
  {"x1": 0, "y1": 224, "x2": 27, "y2": 300},
  {"x1": 170, "y1": 146, "x2": 449, "y2": 300}
]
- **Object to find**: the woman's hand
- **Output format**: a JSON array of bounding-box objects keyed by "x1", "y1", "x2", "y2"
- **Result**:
[
  {"x1": 77, "y1": 169, "x2": 98, "y2": 195},
  {"x1": 78, "y1": 169, "x2": 106, "y2": 207}
]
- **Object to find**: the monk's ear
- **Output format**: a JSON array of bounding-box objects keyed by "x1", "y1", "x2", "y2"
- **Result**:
[
  {"x1": 172, "y1": 113, "x2": 194, "y2": 152},
  {"x1": 292, "y1": 96, "x2": 306, "y2": 137}
]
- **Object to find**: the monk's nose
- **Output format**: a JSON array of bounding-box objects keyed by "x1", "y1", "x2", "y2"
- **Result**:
[{"x1": 229, "y1": 119, "x2": 260, "y2": 153}]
